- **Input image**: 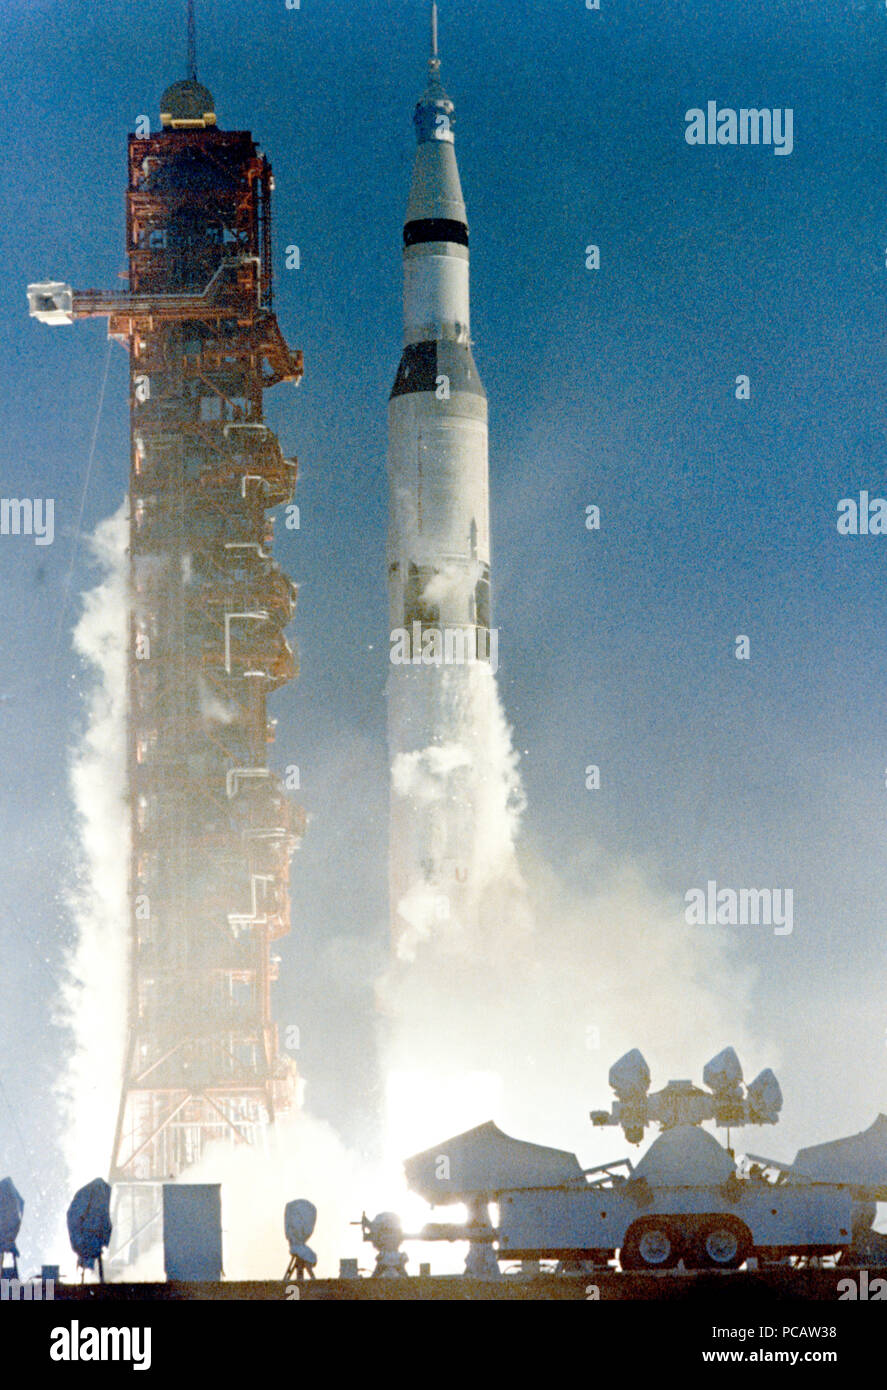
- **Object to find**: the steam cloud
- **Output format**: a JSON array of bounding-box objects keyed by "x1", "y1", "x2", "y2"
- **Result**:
[
  {"x1": 379, "y1": 660, "x2": 768, "y2": 1168},
  {"x1": 59, "y1": 506, "x2": 375, "y2": 1280},
  {"x1": 54, "y1": 508, "x2": 773, "y2": 1279},
  {"x1": 55, "y1": 501, "x2": 130, "y2": 1192},
  {"x1": 118, "y1": 1108, "x2": 368, "y2": 1281}
]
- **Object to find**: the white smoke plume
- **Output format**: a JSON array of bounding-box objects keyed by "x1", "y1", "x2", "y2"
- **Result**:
[
  {"x1": 51, "y1": 501, "x2": 382, "y2": 1281},
  {"x1": 380, "y1": 662, "x2": 768, "y2": 1173},
  {"x1": 47, "y1": 504, "x2": 775, "y2": 1278},
  {"x1": 117, "y1": 1105, "x2": 372, "y2": 1282},
  {"x1": 54, "y1": 500, "x2": 130, "y2": 1190},
  {"x1": 197, "y1": 676, "x2": 238, "y2": 725},
  {"x1": 388, "y1": 663, "x2": 530, "y2": 962}
]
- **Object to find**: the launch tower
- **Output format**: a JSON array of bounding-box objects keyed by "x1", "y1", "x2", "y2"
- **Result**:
[{"x1": 29, "y1": 18, "x2": 302, "y2": 1259}]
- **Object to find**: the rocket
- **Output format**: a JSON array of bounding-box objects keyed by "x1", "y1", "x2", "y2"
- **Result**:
[{"x1": 387, "y1": 5, "x2": 498, "y2": 962}]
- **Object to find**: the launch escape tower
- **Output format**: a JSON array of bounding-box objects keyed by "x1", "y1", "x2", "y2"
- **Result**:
[{"x1": 29, "y1": 24, "x2": 303, "y2": 1255}]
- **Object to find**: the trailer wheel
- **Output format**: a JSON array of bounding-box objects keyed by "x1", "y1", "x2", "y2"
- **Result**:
[
  {"x1": 691, "y1": 1217, "x2": 751, "y2": 1270},
  {"x1": 621, "y1": 1220, "x2": 681, "y2": 1270}
]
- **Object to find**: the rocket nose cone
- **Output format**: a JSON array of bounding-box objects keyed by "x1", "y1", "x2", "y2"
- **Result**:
[
  {"x1": 404, "y1": 137, "x2": 467, "y2": 227},
  {"x1": 406, "y1": 5, "x2": 466, "y2": 223}
]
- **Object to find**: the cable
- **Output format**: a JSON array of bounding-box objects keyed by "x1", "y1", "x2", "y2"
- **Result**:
[{"x1": 51, "y1": 338, "x2": 114, "y2": 669}]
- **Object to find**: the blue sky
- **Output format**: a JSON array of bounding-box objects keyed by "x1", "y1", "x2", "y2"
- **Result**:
[{"x1": 1, "y1": 0, "x2": 885, "y2": 1262}]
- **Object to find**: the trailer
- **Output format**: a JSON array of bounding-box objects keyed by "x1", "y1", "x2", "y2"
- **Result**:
[{"x1": 362, "y1": 1048, "x2": 887, "y2": 1275}]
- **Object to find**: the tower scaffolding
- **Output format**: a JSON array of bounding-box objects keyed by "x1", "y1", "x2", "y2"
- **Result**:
[{"x1": 29, "y1": 65, "x2": 303, "y2": 1264}]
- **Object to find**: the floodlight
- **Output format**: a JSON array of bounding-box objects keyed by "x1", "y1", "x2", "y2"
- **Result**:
[
  {"x1": 703, "y1": 1046, "x2": 743, "y2": 1096},
  {"x1": 609, "y1": 1049, "x2": 650, "y2": 1102},
  {"x1": 67, "y1": 1178, "x2": 112, "y2": 1276},
  {"x1": 746, "y1": 1069, "x2": 783, "y2": 1124}
]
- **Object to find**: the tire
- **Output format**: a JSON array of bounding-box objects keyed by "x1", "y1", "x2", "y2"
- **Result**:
[
  {"x1": 690, "y1": 1217, "x2": 751, "y2": 1271},
  {"x1": 620, "y1": 1220, "x2": 682, "y2": 1271}
]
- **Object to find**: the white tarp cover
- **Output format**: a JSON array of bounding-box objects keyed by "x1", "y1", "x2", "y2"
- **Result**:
[
  {"x1": 404, "y1": 1121, "x2": 583, "y2": 1203},
  {"x1": 634, "y1": 1125, "x2": 736, "y2": 1186},
  {"x1": 793, "y1": 1115, "x2": 887, "y2": 1198}
]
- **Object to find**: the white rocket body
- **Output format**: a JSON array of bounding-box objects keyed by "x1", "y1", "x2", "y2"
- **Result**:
[{"x1": 387, "y1": 42, "x2": 497, "y2": 961}]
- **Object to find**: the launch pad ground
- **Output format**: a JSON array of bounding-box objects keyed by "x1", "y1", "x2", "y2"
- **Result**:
[{"x1": 48, "y1": 1269, "x2": 865, "y2": 1300}]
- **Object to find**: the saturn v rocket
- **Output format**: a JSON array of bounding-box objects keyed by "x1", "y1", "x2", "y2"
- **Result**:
[{"x1": 387, "y1": 7, "x2": 508, "y2": 963}]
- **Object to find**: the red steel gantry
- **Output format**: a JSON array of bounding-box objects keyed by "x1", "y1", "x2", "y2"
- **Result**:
[{"x1": 29, "y1": 73, "x2": 303, "y2": 1259}]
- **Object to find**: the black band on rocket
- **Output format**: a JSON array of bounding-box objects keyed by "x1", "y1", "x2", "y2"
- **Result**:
[
  {"x1": 390, "y1": 340, "x2": 486, "y2": 400},
  {"x1": 403, "y1": 218, "x2": 469, "y2": 248}
]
